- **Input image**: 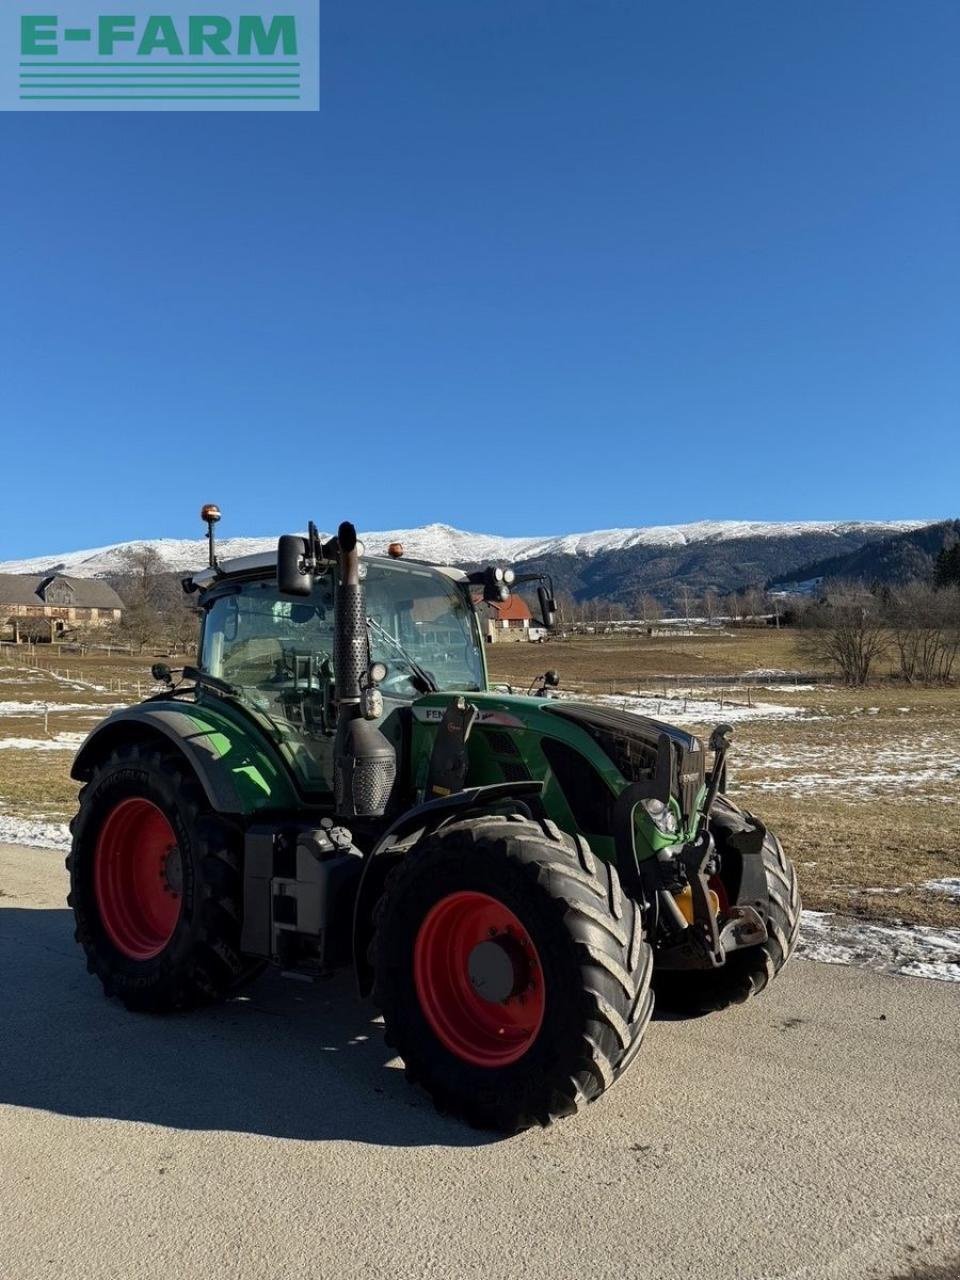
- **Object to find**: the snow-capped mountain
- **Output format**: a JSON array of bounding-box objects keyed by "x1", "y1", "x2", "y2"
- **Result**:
[{"x1": 0, "y1": 519, "x2": 929, "y2": 580}]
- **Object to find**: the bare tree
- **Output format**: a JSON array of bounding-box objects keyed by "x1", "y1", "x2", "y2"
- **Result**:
[
  {"x1": 119, "y1": 595, "x2": 162, "y2": 654},
  {"x1": 119, "y1": 545, "x2": 167, "y2": 600},
  {"x1": 630, "y1": 592, "x2": 662, "y2": 623},
  {"x1": 884, "y1": 582, "x2": 960, "y2": 684},
  {"x1": 801, "y1": 585, "x2": 889, "y2": 684},
  {"x1": 112, "y1": 544, "x2": 198, "y2": 653}
]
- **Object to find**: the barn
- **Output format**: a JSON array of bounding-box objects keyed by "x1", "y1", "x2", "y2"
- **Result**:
[{"x1": 0, "y1": 574, "x2": 124, "y2": 642}]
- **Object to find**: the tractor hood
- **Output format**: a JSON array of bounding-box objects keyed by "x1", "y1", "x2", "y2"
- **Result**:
[
  {"x1": 540, "y1": 699, "x2": 706, "y2": 828},
  {"x1": 540, "y1": 699, "x2": 701, "y2": 755},
  {"x1": 409, "y1": 691, "x2": 707, "y2": 849}
]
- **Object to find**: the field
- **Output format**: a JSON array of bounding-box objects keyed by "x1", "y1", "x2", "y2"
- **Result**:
[
  {"x1": 490, "y1": 632, "x2": 960, "y2": 930},
  {"x1": 1, "y1": 632, "x2": 958, "y2": 931}
]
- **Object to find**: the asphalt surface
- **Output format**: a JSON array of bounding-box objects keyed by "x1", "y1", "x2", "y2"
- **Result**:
[{"x1": 1, "y1": 841, "x2": 958, "y2": 1280}]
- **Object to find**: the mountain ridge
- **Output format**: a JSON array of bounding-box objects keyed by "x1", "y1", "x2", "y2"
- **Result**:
[
  {"x1": 769, "y1": 520, "x2": 960, "y2": 592},
  {"x1": 0, "y1": 518, "x2": 931, "y2": 580}
]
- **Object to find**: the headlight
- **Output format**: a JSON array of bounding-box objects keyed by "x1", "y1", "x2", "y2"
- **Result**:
[{"x1": 641, "y1": 797, "x2": 679, "y2": 835}]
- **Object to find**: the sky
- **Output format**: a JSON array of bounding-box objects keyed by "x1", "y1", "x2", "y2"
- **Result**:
[{"x1": 1, "y1": 0, "x2": 958, "y2": 558}]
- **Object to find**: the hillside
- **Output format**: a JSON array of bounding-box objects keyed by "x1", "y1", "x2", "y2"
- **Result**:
[
  {"x1": 770, "y1": 520, "x2": 960, "y2": 592},
  {"x1": 0, "y1": 518, "x2": 933, "y2": 608}
]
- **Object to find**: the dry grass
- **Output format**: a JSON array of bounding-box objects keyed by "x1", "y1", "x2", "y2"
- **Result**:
[
  {"x1": 1, "y1": 639, "x2": 958, "y2": 929},
  {"x1": 487, "y1": 629, "x2": 812, "y2": 689},
  {"x1": 491, "y1": 636, "x2": 960, "y2": 930}
]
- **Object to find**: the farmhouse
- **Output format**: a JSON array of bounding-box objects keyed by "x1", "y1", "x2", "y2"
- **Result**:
[
  {"x1": 0, "y1": 574, "x2": 123, "y2": 642},
  {"x1": 484, "y1": 594, "x2": 542, "y2": 642}
]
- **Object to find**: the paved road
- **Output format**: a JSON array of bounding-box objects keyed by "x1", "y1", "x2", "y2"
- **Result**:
[{"x1": 1, "y1": 842, "x2": 958, "y2": 1280}]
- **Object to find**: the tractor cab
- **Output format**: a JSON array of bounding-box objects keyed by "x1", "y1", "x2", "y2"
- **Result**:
[{"x1": 192, "y1": 551, "x2": 487, "y2": 798}]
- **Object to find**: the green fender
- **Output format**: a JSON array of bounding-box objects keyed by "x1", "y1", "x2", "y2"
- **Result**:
[{"x1": 71, "y1": 699, "x2": 300, "y2": 815}]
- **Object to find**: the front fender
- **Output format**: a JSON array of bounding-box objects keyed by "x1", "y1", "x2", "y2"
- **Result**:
[{"x1": 71, "y1": 702, "x2": 299, "y2": 815}]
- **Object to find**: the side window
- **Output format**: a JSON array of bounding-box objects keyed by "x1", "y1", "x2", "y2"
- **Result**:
[{"x1": 202, "y1": 578, "x2": 335, "y2": 703}]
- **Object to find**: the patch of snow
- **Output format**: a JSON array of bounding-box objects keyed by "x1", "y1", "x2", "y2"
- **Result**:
[
  {"x1": 798, "y1": 910, "x2": 960, "y2": 983},
  {"x1": 0, "y1": 814, "x2": 70, "y2": 851},
  {"x1": 0, "y1": 519, "x2": 930, "y2": 578},
  {"x1": 0, "y1": 732, "x2": 87, "y2": 751},
  {"x1": 575, "y1": 691, "x2": 812, "y2": 724},
  {"x1": 922, "y1": 878, "x2": 960, "y2": 899},
  {"x1": 0, "y1": 700, "x2": 124, "y2": 716},
  {"x1": 734, "y1": 733, "x2": 960, "y2": 801}
]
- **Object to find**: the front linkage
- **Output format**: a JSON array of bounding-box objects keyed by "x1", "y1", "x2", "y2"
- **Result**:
[{"x1": 614, "y1": 724, "x2": 769, "y2": 973}]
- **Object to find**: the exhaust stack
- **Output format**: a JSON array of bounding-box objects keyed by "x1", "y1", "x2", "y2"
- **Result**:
[{"x1": 332, "y1": 521, "x2": 396, "y2": 818}]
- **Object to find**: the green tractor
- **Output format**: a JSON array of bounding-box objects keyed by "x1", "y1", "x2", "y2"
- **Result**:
[{"x1": 67, "y1": 507, "x2": 800, "y2": 1132}]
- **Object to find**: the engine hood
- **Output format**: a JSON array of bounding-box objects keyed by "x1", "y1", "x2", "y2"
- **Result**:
[
  {"x1": 539, "y1": 700, "x2": 703, "y2": 755},
  {"x1": 541, "y1": 699, "x2": 706, "y2": 826}
]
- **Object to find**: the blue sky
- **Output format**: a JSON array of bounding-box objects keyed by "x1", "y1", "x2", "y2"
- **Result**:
[{"x1": 1, "y1": 0, "x2": 957, "y2": 557}]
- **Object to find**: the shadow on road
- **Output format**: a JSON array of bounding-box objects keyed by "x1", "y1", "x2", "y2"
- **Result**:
[{"x1": 0, "y1": 906, "x2": 499, "y2": 1149}]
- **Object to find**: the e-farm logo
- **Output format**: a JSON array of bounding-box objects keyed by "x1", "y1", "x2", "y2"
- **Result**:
[{"x1": 5, "y1": 1, "x2": 318, "y2": 110}]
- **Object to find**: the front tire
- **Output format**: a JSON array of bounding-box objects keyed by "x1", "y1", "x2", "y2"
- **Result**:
[
  {"x1": 654, "y1": 809, "x2": 801, "y2": 1015},
  {"x1": 372, "y1": 814, "x2": 653, "y2": 1132},
  {"x1": 68, "y1": 742, "x2": 262, "y2": 1012}
]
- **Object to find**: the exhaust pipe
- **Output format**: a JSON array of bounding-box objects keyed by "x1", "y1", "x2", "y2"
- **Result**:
[{"x1": 333, "y1": 522, "x2": 396, "y2": 819}]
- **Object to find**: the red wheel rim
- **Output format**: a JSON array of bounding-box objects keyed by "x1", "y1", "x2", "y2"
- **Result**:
[
  {"x1": 413, "y1": 891, "x2": 545, "y2": 1067},
  {"x1": 93, "y1": 798, "x2": 182, "y2": 960}
]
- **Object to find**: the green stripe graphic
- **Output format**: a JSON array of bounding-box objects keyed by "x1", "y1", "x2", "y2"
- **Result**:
[
  {"x1": 20, "y1": 60, "x2": 300, "y2": 67},
  {"x1": 20, "y1": 94, "x2": 300, "y2": 99},
  {"x1": 21, "y1": 74, "x2": 300, "y2": 80}
]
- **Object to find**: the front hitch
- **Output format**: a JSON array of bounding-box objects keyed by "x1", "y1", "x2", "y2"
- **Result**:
[{"x1": 641, "y1": 721, "x2": 769, "y2": 971}]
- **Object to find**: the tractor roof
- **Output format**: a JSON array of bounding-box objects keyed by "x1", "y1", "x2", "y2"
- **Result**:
[{"x1": 189, "y1": 550, "x2": 469, "y2": 591}]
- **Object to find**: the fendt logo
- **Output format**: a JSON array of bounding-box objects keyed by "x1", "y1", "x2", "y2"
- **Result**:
[{"x1": 4, "y1": 2, "x2": 318, "y2": 111}]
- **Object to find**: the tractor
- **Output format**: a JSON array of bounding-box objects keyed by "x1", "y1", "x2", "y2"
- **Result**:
[{"x1": 67, "y1": 506, "x2": 800, "y2": 1132}]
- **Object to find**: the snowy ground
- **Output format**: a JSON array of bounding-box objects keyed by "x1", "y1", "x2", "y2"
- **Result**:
[
  {"x1": 733, "y1": 731, "x2": 960, "y2": 802},
  {"x1": 0, "y1": 814, "x2": 71, "y2": 851},
  {"x1": 797, "y1": 911, "x2": 960, "y2": 983},
  {"x1": 0, "y1": 700, "x2": 123, "y2": 717},
  {"x1": 0, "y1": 733, "x2": 89, "y2": 752},
  {"x1": 573, "y1": 690, "x2": 815, "y2": 724}
]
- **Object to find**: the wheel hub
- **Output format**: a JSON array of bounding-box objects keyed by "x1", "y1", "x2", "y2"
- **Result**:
[
  {"x1": 413, "y1": 891, "x2": 545, "y2": 1067},
  {"x1": 160, "y1": 845, "x2": 183, "y2": 896},
  {"x1": 93, "y1": 797, "x2": 182, "y2": 961},
  {"x1": 467, "y1": 935, "x2": 532, "y2": 1004}
]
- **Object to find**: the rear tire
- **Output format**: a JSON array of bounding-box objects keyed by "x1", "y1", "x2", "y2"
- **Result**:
[
  {"x1": 654, "y1": 816, "x2": 801, "y2": 1016},
  {"x1": 68, "y1": 742, "x2": 263, "y2": 1012},
  {"x1": 372, "y1": 814, "x2": 653, "y2": 1132}
]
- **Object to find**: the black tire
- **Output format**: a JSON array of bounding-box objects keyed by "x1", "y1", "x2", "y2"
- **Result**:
[
  {"x1": 67, "y1": 742, "x2": 263, "y2": 1012},
  {"x1": 371, "y1": 813, "x2": 653, "y2": 1133},
  {"x1": 654, "y1": 814, "x2": 801, "y2": 1016}
]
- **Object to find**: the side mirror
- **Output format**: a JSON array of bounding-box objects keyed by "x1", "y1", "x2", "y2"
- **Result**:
[
  {"x1": 278, "y1": 535, "x2": 313, "y2": 597},
  {"x1": 537, "y1": 585, "x2": 557, "y2": 629},
  {"x1": 151, "y1": 662, "x2": 172, "y2": 685},
  {"x1": 544, "y1": 669, "x2": 560, "y2": 688}
]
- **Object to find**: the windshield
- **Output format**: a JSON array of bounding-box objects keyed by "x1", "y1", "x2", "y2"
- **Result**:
[
  {"x1": 200, "y1": 562, "x2": 485, "y2": 704},
  {"x1": 364, "y1": 561, "x2": 484, "y2": 695}
]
